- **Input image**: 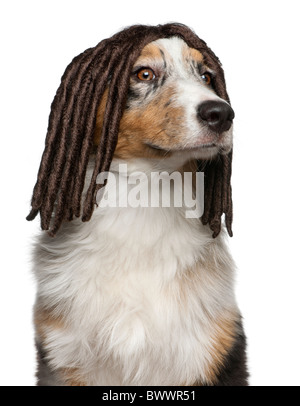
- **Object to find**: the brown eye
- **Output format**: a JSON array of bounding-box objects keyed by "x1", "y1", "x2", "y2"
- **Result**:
[
  {"x1": 136, "y1": 68, "x2": 156, "y2": 81},
  {"x1": 201, "y1": 72, "x2": 212, "y2": 85}
]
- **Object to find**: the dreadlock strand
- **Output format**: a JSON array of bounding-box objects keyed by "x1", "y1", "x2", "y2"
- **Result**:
[
  {"x1": 208, "y1": 157, "x2": 224, "y2": 238},
  {"x1": 66, "y1": 174, "x2": 75, "y2": 222},
  {"x1": 62, "y1": 75, "x2": 97, "y2": 221},
  {"x1": 221, "y1": 154, "x2": 229, "y2": 213},
  {"x1": 99, "y1": 56, "x2": 137, "y2": 172},
  {"x1": 221, "y1": 152, "x2": 231, "y2": 213},
  {"x1": 39, "y1": 124, "x2": 69, "y2": 230},
  {"x1": 26, "y1": 208, "x2": 39, "y2": 221},
  {"x1": 223, "y1": 151, "x2": 233, "y2": 236},
  {"x1": 48, "y1": 86, "x2": 94, "y2": 233},
  {"x1": 72, "y1": 45, "x2": 124, "y2": 218},
  {"x1": 201, "y1": 160, "x2": 216, "y2": 226},
  {"x1": 206, "y1": 153, "x2": 233, "y2": 238},
  {"x1": 225, "y1": 185, "x2": 233, "y2": 237}
]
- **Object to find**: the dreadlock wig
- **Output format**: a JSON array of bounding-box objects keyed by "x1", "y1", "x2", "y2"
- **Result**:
[{"x1": 27, "y1": 23, "x2": 233, "y2": 237}]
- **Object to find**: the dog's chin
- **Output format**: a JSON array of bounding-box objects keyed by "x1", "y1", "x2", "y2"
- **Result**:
[
  {"x1": 145, "y1": 141, "x2": 232, "y2": 160},
  {"x1": 184, "y1": 144, "x2": 232, "y2": 160},
  {"x1": 189, "y1": 145, "x2": 221, "y2": 160}
]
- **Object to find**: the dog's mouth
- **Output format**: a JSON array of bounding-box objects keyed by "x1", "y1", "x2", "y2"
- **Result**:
[
  {"x1": 145, "y1": 142, "x2": 167, "y2": 151},
  {"x1": 145, "y1": 141, "x2": 227, "y2": 153}
]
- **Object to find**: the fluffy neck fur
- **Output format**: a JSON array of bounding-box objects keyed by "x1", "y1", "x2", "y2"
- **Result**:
[{"x1": 33, "y1": 157, "x2": 239, "y2": 385}]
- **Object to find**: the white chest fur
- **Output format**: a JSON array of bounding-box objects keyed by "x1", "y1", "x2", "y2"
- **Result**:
[{"x1": 33, "y1": 161, "x2": 238, "y2": 386}]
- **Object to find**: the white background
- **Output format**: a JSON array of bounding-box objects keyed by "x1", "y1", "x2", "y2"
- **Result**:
[{"x1": 1, "y1": 0, "x2": 299, "y2": 386}]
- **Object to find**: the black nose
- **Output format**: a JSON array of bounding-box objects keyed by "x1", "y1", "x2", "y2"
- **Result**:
[{"x1": 197, "y1": 100, "x2": 235, "y2": 133}]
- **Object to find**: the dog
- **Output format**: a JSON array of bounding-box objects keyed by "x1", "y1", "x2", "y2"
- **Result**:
[{"x1": 29, "y1": 24, "x2": 248, "y2": 386}]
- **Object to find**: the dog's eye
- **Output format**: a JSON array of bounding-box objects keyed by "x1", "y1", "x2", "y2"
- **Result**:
[
  {"x1": 136, "y1": 68, "x2": 156, "y2": 81},
  {"x1": 201, "y1": 72, "x2": 212, "y2": 85}
]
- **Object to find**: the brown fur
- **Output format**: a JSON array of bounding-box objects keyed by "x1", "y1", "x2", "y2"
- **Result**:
[
  {"x1": 205, "y1": 314, "x2": 238, "y2": 384},
  {"x1": 136, "y1": 42, "x2": 165, "y2": 63},
  {"x1": 183, "y1": 46, "x2": 204, "y2": 64},
  {"x1": 34, "y1": 305, "x2": 65, "y2": 341},
  {"x1": 60, "y1": 368, "x2": 86, "y2": 386}
]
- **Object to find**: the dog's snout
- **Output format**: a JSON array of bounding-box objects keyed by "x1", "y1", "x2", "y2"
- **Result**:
[{"x1": 197, "y1": 100, "x2": 235, "y2": 133}]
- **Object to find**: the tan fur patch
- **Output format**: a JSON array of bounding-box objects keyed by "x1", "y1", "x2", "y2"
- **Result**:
[
  {"x1": 34, "y1": 305, "x2": 65, "y2": 341},
  {"x1": 116, "y1": 85, "x2": 186, "y2": 159},
  {"x1": 205, "y1": 314, "x2": 237, "y2": 384},
  {"x1": 60, "y1": 368, "x2": 86, "y2": 386},
  {"x1": 94, "y1": 84, "x2": 187, "y2": 159},
  {"x1": 134, "y1": 42, "x2": 164, "y2": 65},
  {"x1": 182, "y1": 46, "x2": 204, "y2": 64},
  {"x1": 189, "y1": 313, "x2": 237, "y2": 386},
  {"x1": 35, "y1": 306, "x2": 87, "y2": 386}
]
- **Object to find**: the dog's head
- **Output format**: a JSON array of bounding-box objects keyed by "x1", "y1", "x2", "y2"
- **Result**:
[
  {"x1": 95, "y1": 37, "x2": 234, "y2": 164},
  {"x1": 27, "y1": 23, "x2": 234, "y2": 237}
]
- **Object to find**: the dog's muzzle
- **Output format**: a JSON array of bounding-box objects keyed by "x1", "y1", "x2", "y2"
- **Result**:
[{"x1": 197, "y1": 100, "x2": 235, "y2": 134}]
